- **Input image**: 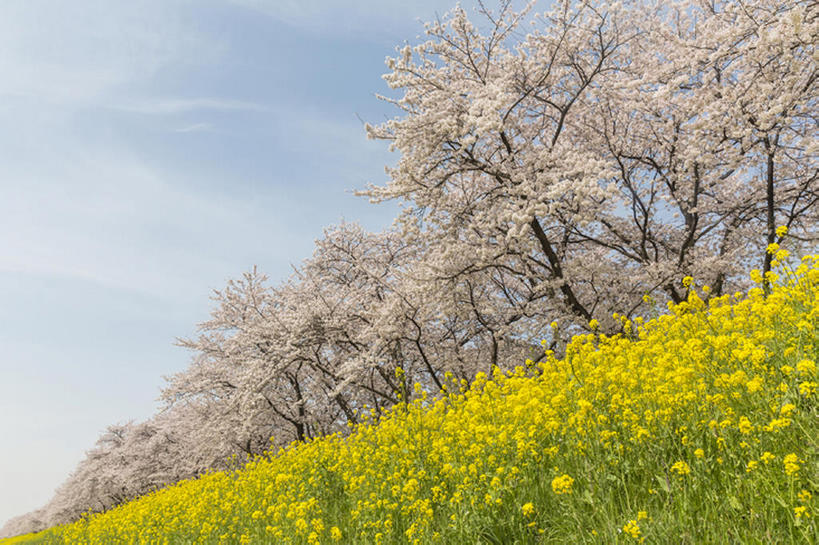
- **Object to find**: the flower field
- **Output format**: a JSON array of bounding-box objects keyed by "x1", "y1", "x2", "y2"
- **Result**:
[{"x1": 4, "y1": 256, "x2": 817, "y2": 544}]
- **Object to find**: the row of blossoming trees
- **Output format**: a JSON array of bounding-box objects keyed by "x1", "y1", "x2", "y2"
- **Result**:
[{"x1": 3, "y1": 0, "x2": 815, "y2": 537}]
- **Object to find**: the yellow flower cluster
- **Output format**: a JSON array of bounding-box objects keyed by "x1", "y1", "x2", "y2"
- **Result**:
[
  {"x1": 550, "y1": 474, "x2": 574, "y2": 495},
  {"x1": 670, "y1": 461, "x2": 691, "y2": 477},
  {"x1": 6, "y1": 254, "x2": 817, "y2": 544},
  {"x1": 622, "y1": 519, "x2": 643, "y2": 541},
  {"x1": 784, "y1": 453, "x2": 803, "y2": 476}
]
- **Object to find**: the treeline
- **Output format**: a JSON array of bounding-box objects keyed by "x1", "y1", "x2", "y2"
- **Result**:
[{"x1": 3, "y1": 0, "x2": 815, "y2": 537}]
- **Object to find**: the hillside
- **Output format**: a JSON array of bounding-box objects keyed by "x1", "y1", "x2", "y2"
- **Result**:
[{"x1": 3, "y1": 255, "x2": 816, "y2": 544}]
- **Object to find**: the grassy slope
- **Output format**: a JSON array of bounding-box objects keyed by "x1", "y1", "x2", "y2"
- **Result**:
[{"x1": 3, "y1": 256, "x2": 817, "y2": 545}]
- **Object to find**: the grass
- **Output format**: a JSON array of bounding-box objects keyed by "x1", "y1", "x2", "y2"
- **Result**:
[{"x1": 3, "y1": 254, "x2": 816, "y2": 544}]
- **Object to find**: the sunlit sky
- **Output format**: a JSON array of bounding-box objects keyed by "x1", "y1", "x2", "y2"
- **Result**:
[{"x1": 0, "y1": 0, "x2": 479, "y2": 526}]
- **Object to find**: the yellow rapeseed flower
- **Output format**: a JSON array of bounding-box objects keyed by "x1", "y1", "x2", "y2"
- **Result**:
[
  {"x1": 796, "y1": 359, "x2": 816, "y2": 376},
  {"x1": 670, "y1": 461, "x2": 691, "y2": 477},
  {"x1": 623, "y1": 519, "x2": 642, "y2": 540},
  {"x1": 783, "y1": 453, "x2": 801, "y2": 476},
  {"x1": 551, "y1": 474, "x2": 574, "y2": 495}
]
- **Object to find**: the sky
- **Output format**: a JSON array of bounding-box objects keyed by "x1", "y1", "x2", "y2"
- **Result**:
[{"x1": 0, "y1": 0, "x2": 480, "y2": 527}]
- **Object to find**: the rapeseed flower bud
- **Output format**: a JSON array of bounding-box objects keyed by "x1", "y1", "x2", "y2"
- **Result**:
[{"x1": 588, "y1": 319, "x2": 599, "y2": 330}]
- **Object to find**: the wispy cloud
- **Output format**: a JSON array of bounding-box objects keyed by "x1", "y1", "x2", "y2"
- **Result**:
[
  {"x1": 0, "y1": 1, "x2": 220, "y2": 105},
  {"x1": 227, "y1": 0, "x2": 458, "y2": 35},
  {"x1": 0, "y1": 143, "x2": 244, "y2": 296},
  {"x1": 174, "y1": 122, "x2": 215, "y2": 133},
  {"x1": 113, "y1": 98, "x2": 269, "y2": 116}
]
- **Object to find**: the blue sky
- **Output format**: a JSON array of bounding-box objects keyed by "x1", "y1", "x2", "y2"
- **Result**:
[{"x1": 0, "y1": 0, "x2": 474, "y2": 526}]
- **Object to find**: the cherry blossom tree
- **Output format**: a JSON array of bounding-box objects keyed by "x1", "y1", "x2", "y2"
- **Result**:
[
  {"x1": 162, "y1": 223, "x2": 507, "y2": 459},
  {"x1": 364, "y1": 0, "x2": 817, "y2": 333},
  {"x1": 1, "y1": 414, "x2": 200, "y2": 536}
]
